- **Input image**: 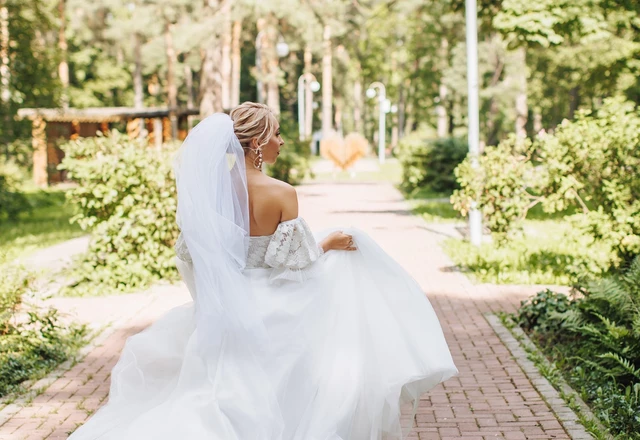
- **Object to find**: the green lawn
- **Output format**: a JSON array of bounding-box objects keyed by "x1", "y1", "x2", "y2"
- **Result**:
[
  {"x1": 0, "y1": 190, "x2": 84, "y2": 265},
  {"x1": 402, "y1": 187, "x2": 463, "y2": 224},
  {"x1": 443, "y1": 219, "x2": 611, "y2": 285}
]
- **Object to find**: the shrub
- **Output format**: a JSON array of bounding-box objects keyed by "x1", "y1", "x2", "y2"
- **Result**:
[
  {"x1": 59, "y1": 131, "x2": 179, "y2": 295},
  {"x1": 537, "y1": 98, "x2": 640, "y2": 267},
  {"x1": 0, "y1": 266, "x2": 86, "y2": 397},
  {"x1": 267, "y1": 116, "x2": 313, "y2": 185},
  {"x1": 517, "y1": 256, "x2": 640, "y2": 437},
  {"x1": 398, "y1": 132, "x2": 468, "y2": 194},
  {"x1": 451, "y1": 136, "x2": 540, "y2": 240},
  {"x1": 452, "y1": 98, "x2": 640, "y2": 266},
  {"x1": 0, "y1": 156, "x2": 30, "y2": 221}
]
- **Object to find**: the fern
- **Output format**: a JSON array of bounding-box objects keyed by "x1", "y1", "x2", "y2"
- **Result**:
[{"x1": 599, "y1": 353, "x2": 640, "y2": 381}]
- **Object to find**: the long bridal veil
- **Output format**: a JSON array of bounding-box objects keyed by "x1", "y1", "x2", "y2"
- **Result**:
[
  {"x1": 172, "y1": 113, "x2": 284, "y2": 436},
  {"x1": 70, "y1": 114, "x2": 285, "y2": 439}
]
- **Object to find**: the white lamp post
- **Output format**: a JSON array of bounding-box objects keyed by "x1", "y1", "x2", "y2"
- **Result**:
[
  {"x1": 256, "y1": 32, "x2": 289, "y2": 104},
  {"x1": 366, "y1": 82, "x2": 387, "y2": 164},
  {"x1": 466, "y1": 0, "x2": 482, "y2": 246},
  {"x1": 297, "y1": 73, "x2": 320, "y2": 140}
]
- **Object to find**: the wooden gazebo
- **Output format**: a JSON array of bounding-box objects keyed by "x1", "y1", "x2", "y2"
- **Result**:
[{"x1": 17, "y1": 106, "x2": 199, "y2": 187}]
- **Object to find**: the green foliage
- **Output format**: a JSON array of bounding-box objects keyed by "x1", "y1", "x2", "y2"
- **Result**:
[
  {"x1": 397, "y1": 132, "x2": 468, "y2": 194},
  {"x1": 266, "y1": 116, "x2": 313, "y2": 186},
  {"x1": 518, "y1": 289, "x2": 571, "y2": 334},
  {"x1": 453, "y1": 98, "x2": 640, "y2": 268},
  {"x1": 451, "y1": 136, "x2": 540, "y2": 240},
  {"x1": 517, "y1": 257, "x2": 640, "y2": 437},
  {"x1": 444, "y1": 219, "x2": 612, "y2": 285},
  {"x1": 537, "y1": 98, "x2": 640, "y2": 266},
  {"x1": 0, "y1": 157, "x2": 30, "y2": 221},
  {"x1": 0, "y1": 189, "x2": 84, "y2": 266},
  {"x1": 59, "y1": 131, "x2": 179, "y2": 295},
  {"x1": 0, "y1": 266, "x2": 86, "y2": 397}
]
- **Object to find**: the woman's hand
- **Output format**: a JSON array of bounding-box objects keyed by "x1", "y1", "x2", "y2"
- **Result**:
[{"x1": 320, "y1": 231, "x2": 357, "y2": 252}]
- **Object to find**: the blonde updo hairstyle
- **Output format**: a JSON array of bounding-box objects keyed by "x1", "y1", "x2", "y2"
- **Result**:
[{"x1": 230, "y1": 102, "x2": 278, "y2": 155}]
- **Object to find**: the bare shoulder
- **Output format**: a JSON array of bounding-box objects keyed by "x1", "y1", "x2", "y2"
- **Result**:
[{"x1": 265, "y1": 177, "x2": 298, "y2": 220}]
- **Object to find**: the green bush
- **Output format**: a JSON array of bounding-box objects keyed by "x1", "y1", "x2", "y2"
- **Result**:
[
  {"x1": 451, "y1": 136, "x2": 540, "y2": 240},
  {"x1": 397, "y1": 132, "x2": 468, "y2": 194},
  {"x1": 537, "y1": 98, "x2": 640, "y2": 267},
  {"x1": 0, "y1": 266, "x2": 86, "y2": 397},
  {"x1": 267, "y1": 116, "x2": 313, "y2": 185},
  {"x1": 452, "y1": 98, "x2": 640, "y2": 266},
  {"x1": 0, "y1": 156, "x2": 30, "y2": 221},
  {"x1": 59, "y1": 131, "x2": 179, "y2": 295},
  {"x1": 517, "y1": 257, "x2": 640, "y2": 437}
]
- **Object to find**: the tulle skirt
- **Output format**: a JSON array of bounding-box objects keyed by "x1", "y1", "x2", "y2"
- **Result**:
[{"x1": 69, "y1": 229, "x2": 457, "y2": 440}]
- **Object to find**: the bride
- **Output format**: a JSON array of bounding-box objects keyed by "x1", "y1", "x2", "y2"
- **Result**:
[{"x1": 69, "y1": 102, "x2": 457, "y2": 440}]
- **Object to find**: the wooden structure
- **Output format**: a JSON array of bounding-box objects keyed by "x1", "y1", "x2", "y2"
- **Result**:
[{"x1": 16, "y1": 107, "x2": 199, "y2": 187}]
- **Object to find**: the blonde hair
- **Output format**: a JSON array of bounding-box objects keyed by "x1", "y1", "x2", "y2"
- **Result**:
[{"x1": 230, "y1": 102, "x2": 278, "y2": 154}]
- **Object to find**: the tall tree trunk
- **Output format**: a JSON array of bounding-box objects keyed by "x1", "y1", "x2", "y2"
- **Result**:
[
  {"x1": 0, "y1": 2, "x2": 9, "y2": 106},
  {"x1": 304, "y1": 45, "x2": 313, "y2": 138},
  {"x1": 321, "y1": 25, "x2": 332, "y2": 137},
  {"x1": 230, "y1": 19, "x2": 241, "y2": 107},
  {"x1": 265, "y1": 18, "x2": 279, "y2": 115},
  {"x1": 533, "y1": 107, "x2": 542, "y2": 134},
  {"x1": 436, "y1": 83, "x2": 448, "y2": 138},
  {"x1": 200, "y1": 42, "x2": 223, "y2": 117},
  {"x1": 514, "y1": 47, "x2": 528, "y2": 138},
  {"x1": 133, "y1": 33, "x2": 144, "y2": 109},
  {"x1": 353, "y1": 60, "x2": 363, "y2": 134},
  {"x1": 220, "y1": 0, "x2": 231, "y2": 110},
  {"x1": 58, "y1": 0, "x2": 69, "y2": 108},
  {"x1": 334, "y1": 100, "x2": 342, "y2": 135},
  {"x1": 184, "y1": 63, "x2": 194, "y2": 108},
  {"x1": 436, "y1": 37, "x2": 449, "y2": 138},
  {"x1": 568, "y1": 86, "x2": 580, "y2": 119},
  {"x1": 398, "y1": 80, "x2": 406, "y2": 139},
  {"x1": 164, "y1": 19, "x2": 178, "y2": 139},
  {"x1": 0, "y1": 1, "x2": 9, "y2": 152}
]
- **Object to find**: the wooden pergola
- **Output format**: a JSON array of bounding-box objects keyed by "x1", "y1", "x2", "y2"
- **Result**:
[{"x1": 16, "y1": 106, "x2": 199, "y2": 187}]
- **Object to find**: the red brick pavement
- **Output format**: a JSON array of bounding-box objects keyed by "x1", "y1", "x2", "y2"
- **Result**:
[{"x1": 0, "y1": 182, "x2": 575, "y2": 439}]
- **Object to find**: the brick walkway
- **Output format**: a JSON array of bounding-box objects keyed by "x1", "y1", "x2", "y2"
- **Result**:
[{"x1": 0, "y1": 181, "x2": 575, "y2": 439}]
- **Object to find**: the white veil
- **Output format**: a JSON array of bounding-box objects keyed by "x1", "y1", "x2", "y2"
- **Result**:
[{"x1": 173, "y1": 113, "x2": 283, "y2": 437}]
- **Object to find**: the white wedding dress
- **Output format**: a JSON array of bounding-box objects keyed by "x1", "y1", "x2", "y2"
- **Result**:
[
  {"x1": 69, "y1": 217, "x2": 457, "y2": 440},
  {"x1": 69, "y1": 113, "x2": 457, "y2": 440}
]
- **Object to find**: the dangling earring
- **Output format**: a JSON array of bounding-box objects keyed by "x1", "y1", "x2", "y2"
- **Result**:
[{"x1": 253, "y1": 148, "x2": 263, "y2": 170}]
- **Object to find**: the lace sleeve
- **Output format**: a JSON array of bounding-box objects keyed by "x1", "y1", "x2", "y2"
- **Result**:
[
  {"x1": 175, "y1": 233, "x2": 192, "y2": 263},
  {"x1": 264, "y1": 218, "x2": 322, "y2": 271}
]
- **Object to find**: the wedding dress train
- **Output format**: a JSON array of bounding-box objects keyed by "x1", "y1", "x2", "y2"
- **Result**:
[{"x1": 69, "y1": 217, "x2": 457, "y2": 440}]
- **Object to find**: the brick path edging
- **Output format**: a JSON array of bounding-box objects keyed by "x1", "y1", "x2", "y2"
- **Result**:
[
  {"x1": 0, "y1": 312, "x2": 127, "y2": 425},
  {"x1": 486, "y1": 314, "x2": 601, "y2": 440}
]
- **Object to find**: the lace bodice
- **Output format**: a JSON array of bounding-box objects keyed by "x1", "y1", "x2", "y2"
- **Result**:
[{"x1": 175, "y1": 218, "x2": 323, "y2": 277}]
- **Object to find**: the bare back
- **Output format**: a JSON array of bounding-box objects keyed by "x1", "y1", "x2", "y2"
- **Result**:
[{"x1": 246, "y1": 171, "x2": 298, "y2": 237}]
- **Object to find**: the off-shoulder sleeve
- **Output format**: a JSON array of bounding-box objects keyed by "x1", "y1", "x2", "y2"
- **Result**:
[
  {"x1": 264, "y1": 218, "x2": 323, "y2": 282},
  {"x1": 175, "y1": 233, "x2": 192, "y2": 263}
]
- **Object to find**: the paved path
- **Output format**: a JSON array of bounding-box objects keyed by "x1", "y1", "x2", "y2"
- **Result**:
[{"x1": 0, "y1": 182, "x2": 576, "y2": 439}]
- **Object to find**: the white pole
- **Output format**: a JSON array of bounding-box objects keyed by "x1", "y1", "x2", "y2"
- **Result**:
[
  {"x1": 466, "y1": 0, "x2": 482, "y2": 246},
  {"x1": 367, "y1": 82, "x2": 387, "y2": 165},
  {"x1": 378, "y1": 91, "x2": 386, "y2": 164},
  {"x1": 256, "y1": 31, "x2": 263, "y2": 104},
  {"x1": 297, "y1": 75, "x2": 305, "y2": 140}
]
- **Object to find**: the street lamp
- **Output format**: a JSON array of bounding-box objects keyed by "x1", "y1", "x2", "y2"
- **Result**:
[
  {"x1": 465, "y1": 0, "x2": 483, "y2": 246},
  {"x1": 366, "y1": 82, "x2": 387, "y2": 164},
  {"x1": 297, "y1": 73, "x2": 320, "y2": 140},
  {"x1": 256, "y1": 32, "x2": 289, "y2": 104}
]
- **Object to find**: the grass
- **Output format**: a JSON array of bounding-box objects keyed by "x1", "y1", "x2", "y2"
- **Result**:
[
  {"x1": 401, "y1": 186, "x2": 463, "y2": 224},
  {"x1": 443, "y1": 219, "x2": 611, "y2": 285},
  {"x1": 0, "y1": 189, "x2": 84, "y2": 266},
  {"x1": 307, "y1": 156, "x2": 403, "y2": 184}
]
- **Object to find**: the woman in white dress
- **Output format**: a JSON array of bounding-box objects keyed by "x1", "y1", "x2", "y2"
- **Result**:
[{"x1": 69, "y1": 102, "x2": 457, "y2": 440}]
